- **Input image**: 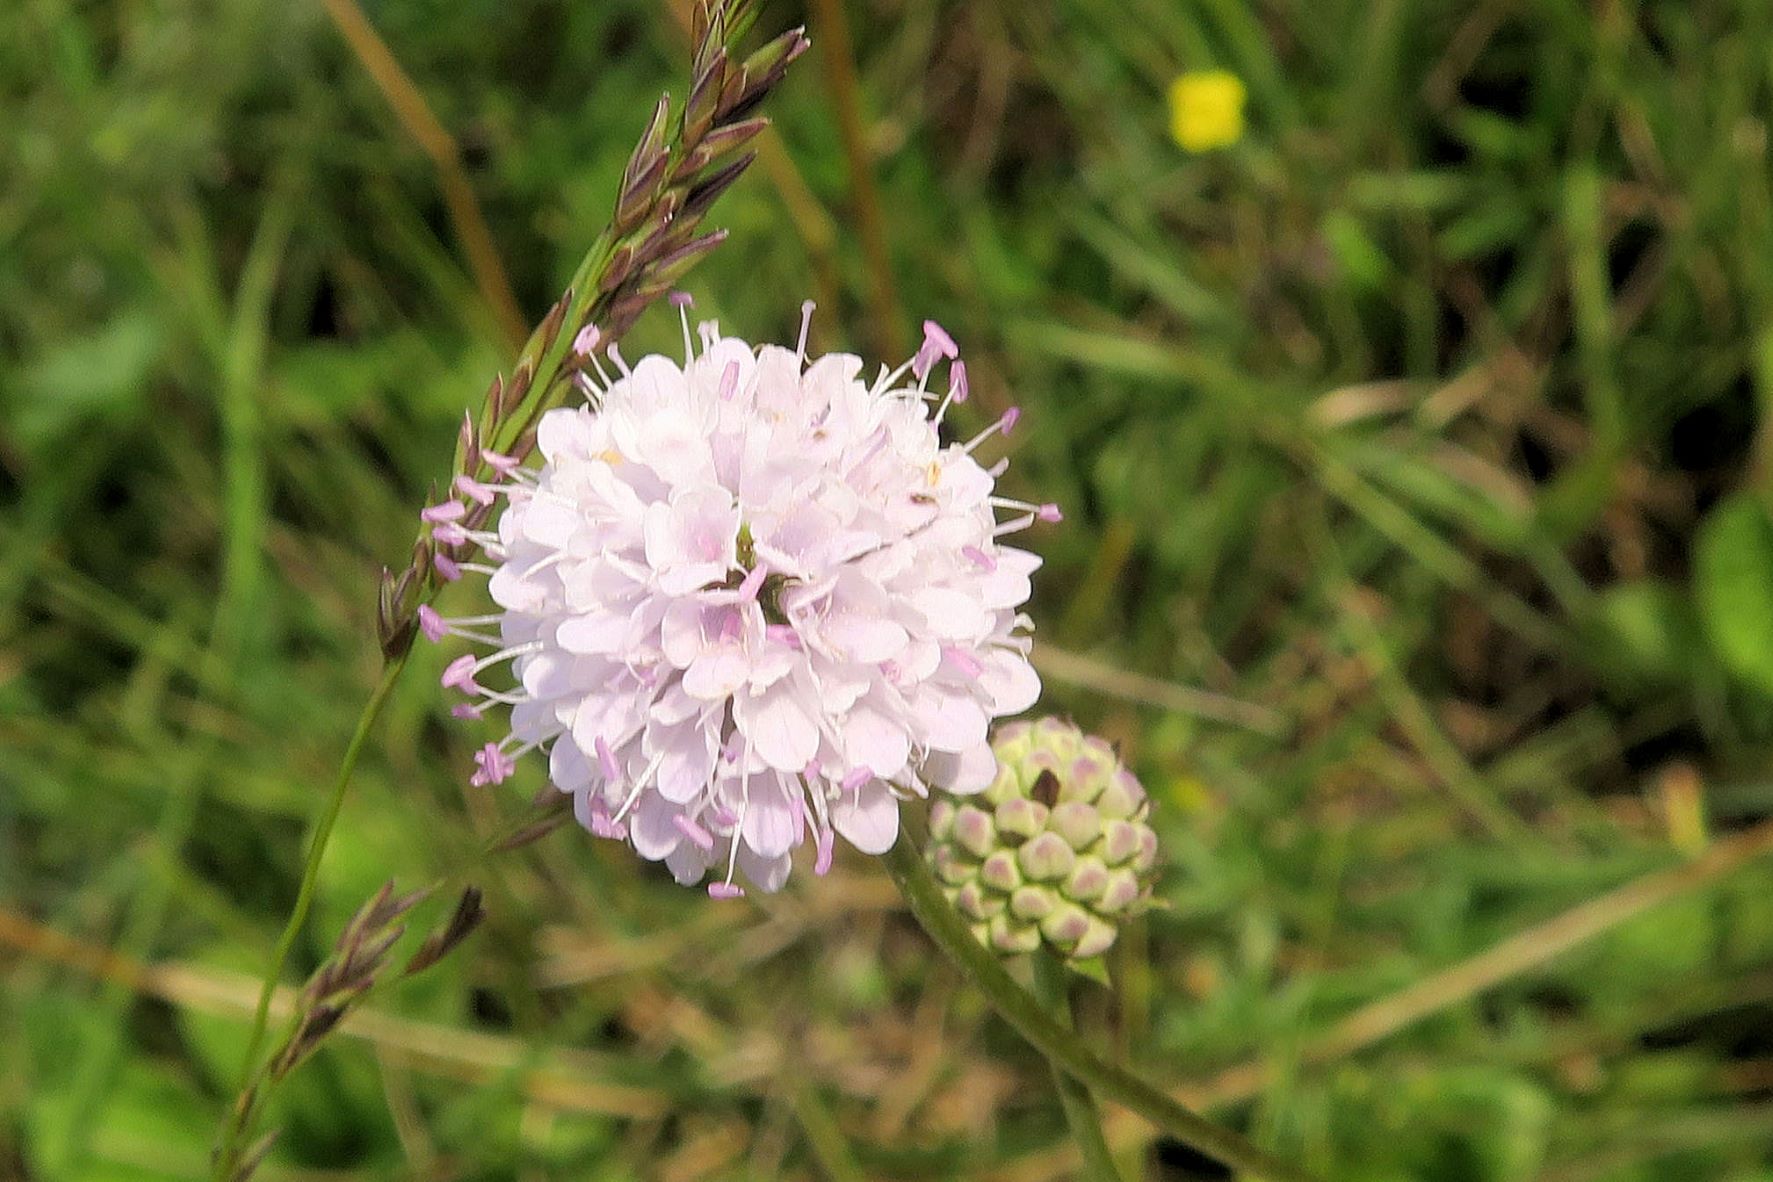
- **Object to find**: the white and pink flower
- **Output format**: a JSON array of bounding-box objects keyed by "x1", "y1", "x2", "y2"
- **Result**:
[{"x1": 421, "y1": 304, "x2": 1050, "y2": 895}]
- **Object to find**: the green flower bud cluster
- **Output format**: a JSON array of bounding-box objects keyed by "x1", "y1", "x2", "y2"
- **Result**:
[{"x1": 928, "y1": 717, "x2": 1158, "y2": 962}]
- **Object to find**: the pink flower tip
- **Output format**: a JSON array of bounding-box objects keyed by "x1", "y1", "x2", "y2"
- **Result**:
[
  {"x1": 418, "y1": 604, "x2": 446, "y2": 642},
  {"x1": 479, "y1": 449, "x2": 519, "y2": 475},
  {"x1": 708, "y1": 882, "x2": 746, "y2": 900},
  {"x1": 1000, "y1": 406, "x2": 1021, "y2": 435},
  {"x1": 814, "y1": 827, "x2": 835, "y2": 876},
  {"x1": 433, "y1": 553, "x2": 462, "y2": 582},
  {"x1": 432, "y1": 522, "x2": 470, "y2": 547},
  {"x1": 422, "y1": 500, "x2": 466, "y2": 524},
  {"x1": 950, "y1": 359, "x2": 969, "y2": 403},
  {"x1": 1037, "y1": 502, "x2": 1063, "y2": 523},
  {"x1": 571, "y1": 324, "x2": 601, "y2": 357},
  {"x1": 669, "y1": 291, "x2": 694, "y2": 308},
  {"x1": 449, "y1": 703, "x2": 481, "y2": 720}
]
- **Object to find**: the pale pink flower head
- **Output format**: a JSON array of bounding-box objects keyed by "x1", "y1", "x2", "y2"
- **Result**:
[{"x1": 422, "y1": 306, "x2": 1048, "y2": 895}]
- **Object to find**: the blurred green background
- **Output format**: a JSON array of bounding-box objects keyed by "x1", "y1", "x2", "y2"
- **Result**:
[{"x1": 7, "y1": 0, "x2": 1773, "y2": 1178}]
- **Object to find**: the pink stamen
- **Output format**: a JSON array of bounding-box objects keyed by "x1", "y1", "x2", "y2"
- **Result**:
[
  {"x1": 912, "y1": 320, "x2": 959, "y2": 380},
  {"x1": 674, "y1": 814, "x2": 715, "y2": 850},
  {"x1": 470, "y1": 742, "x2": 515, "y2": 787},
  {"x1": 924, "y1": 319, "x2": 958, "y2": 359},
  {"x1": 571, "y1": 324, "x2": 601, "y2": 358},
  {"x1": 479, "y1": 449, "x2": 520, "y2": 475},
  {"x1": 441, "y1": 654, "x2": 480, "y2": 693},
  {"x1": 738, "y1": 564, "x2": 768, "y2": 602},
  {"x1": 455, "y1": 474, "x2": 497, "y2": 506},
  {"x1": 1000, "y1": 406, "x2": 1021, "y2": 436},
  {"x1": 433, "y1": 554, "x2": 462, "y2": 582},
  {"x1": 587, "y1": 798, "x2": 625, "y2": 840},
  {"x1": 1037, "y1": 502, "x2": 1063, "y2": 523},
  {"x1": 943, "y1": 645, "x2": 984, "y2": 678},
  {"x1": 814, "y1": 826, "x2": 835, "y2": 876},
  {"x1": 950, "y1": 359, "x2": 969, "y2": 404},
  {"x1": 708, "y1": 882, "x2": 746, "y2": 900},
  {"x1": 418, "y1": 605, "x2": 447, "y2": 642},
  {"x1": 595, "y1": 736, "x2": 620, "y2": 781},
  {"x1": 669, "y1": 291, "x2": 694, "y2": 308},
  {"x1": 450, "y1": 703, "x2": 482, "y2": 720},
  {"x1": 432, "y1": 522, "x2": 470, "y2": 547},
  {"x1": 422, "y1": 500, "x2": 466, "y2": 524}
]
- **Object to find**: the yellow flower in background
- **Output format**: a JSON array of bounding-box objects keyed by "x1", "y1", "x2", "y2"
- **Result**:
[{"x1": 1167, "y1": 70, "x2": 1246, "y2": 152}]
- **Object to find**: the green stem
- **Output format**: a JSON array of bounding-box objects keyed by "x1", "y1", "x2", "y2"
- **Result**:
[
  {"x1": 213, "y1": 653, "x2": 409, "y2": 1178},
  {"x1": 881, "y1": 838, "x2": 1319, "y2": 1182},
  {"x1": 1031, "y1": 952, "x2": 1123, "y2": 1182}
]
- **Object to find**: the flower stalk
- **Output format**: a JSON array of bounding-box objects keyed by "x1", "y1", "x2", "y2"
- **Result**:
[
  {"x1": 880, "y1": 836, "x2": 1320, "y2": 1182},
  {"x1": 1031, "y1": 951, "x2": 1122, "y2": 1182}
]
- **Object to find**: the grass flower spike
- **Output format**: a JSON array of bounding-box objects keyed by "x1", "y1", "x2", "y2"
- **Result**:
[{"x1": 425, "y1": 308, "x2": 1048, "y2": 895}]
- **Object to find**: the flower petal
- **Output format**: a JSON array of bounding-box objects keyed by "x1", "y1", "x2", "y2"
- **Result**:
[
  {"x1": 923, "y1": 742, "x2": 997, "y2": 794},
  {"x1": 741, "y1": 781, "x2": 801, "y2": 858},
  {"x1": 842, "y1": 701, "x2": 910, "y2": 778},
  {"x1": 832, "y1": 778, "x2": 899, "y2": 854},
  {"x1": 736, "y1": 682, "x2": 819, "y2": 772}
]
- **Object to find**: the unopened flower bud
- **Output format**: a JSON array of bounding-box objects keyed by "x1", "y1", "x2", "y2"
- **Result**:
[{"x1": 926, "y1": 717, "x2": 1159, "y2": 964}]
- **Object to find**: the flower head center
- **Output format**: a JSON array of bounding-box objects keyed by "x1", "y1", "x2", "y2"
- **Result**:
[{"x1": 728, "y1": 520, "x2": 791, "y2": 625}]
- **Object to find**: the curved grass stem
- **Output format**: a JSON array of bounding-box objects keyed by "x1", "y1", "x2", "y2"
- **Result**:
[
  {"x1": 880, "y1": 837, "x2": 1320, "y2": 1182},
  {"x1": 212, "y1": 653, "x2": 409, "y2": 1179}
]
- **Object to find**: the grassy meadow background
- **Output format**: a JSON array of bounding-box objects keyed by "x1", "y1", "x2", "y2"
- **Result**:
[{"x1": 7, "y1": 0, "x2": 1773, "y2": 1178}]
